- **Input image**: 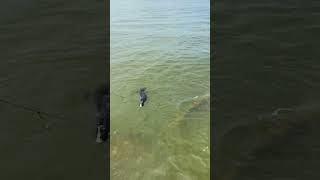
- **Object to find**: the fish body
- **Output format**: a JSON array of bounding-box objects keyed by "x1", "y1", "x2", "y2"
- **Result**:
[{"x1": 139, "y1": 88, "x2": 147, "y2": 107}]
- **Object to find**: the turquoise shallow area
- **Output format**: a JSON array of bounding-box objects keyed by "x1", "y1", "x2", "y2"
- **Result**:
[{"x1": 110, "y1": 0, "x2": 210, "y2": 179}]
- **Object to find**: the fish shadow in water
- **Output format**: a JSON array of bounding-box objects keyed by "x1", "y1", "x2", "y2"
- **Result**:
[{"x1": 84, "y1": 83, "x2": 110, "y2": 143}]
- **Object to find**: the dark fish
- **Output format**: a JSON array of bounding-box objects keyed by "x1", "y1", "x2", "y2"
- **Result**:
[
  {"x1": 94, "y1": 84, "x2": 109, "y2": 143},
  {"x1": 139, "y1": 88, "x2": 147, "y2": 107}
]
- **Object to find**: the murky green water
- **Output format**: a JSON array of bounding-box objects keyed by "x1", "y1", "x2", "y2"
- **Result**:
[
  {"x1": 110, "y1": 0, "x2": 210, "y2": 179},
  {"x1": 214, "y1": 0, "x2": 320, "y2": 179},
  {"x1": 0, "y1": 1, "x2": 107, "y2": 179}
]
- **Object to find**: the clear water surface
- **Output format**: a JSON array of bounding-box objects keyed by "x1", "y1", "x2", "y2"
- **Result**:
[{"x1": 110, "y1": 0, "x2": 210, "y2": 179}]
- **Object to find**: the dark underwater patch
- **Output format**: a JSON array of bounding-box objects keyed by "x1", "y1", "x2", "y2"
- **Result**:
[{"x1": 94, "y1": 83, "x2": 109, "y2": 142}]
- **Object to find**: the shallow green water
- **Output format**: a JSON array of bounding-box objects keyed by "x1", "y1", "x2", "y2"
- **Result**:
[{"x1": 110, "y1": 0, "x2": 210, "y2": 179}]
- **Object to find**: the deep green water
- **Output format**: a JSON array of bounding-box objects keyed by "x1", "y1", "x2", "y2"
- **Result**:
[
  {"x1": 110, "y1": 0, "x2": 210, "y2": 179},
  {"x1": 0, "y1": 1, "x2": 107, "y2": 179},
  {"x1": 3, "y1": 0, "x2": 319, "y2": 179},
  {"x1": 214, "y1": 0, "x2": 320, "y2": 179}
]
